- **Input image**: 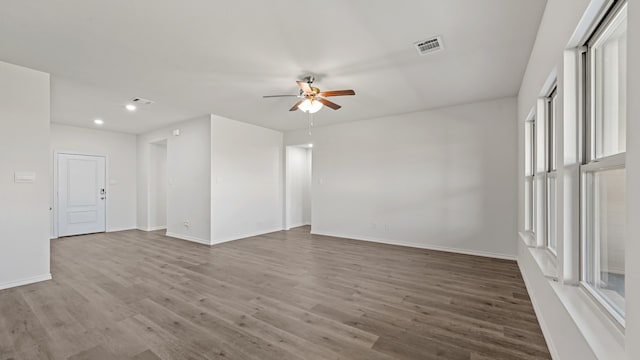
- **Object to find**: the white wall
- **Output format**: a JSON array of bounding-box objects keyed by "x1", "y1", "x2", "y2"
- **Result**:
[
  {"x1": 211, "y1": 115, "x2": 284, "y2": 243},
  {"x1": 137, "y1": 116, "x2": 211, "y2": 244},
  {"x1": 285, "y1": 97, "x2": 517, "y2": 259},
  {"x1": 286, "y1": 146, "x2": 312, "y2": 229},
  {"x1": 625, "y1": 1, "x2": 639, "y2": 358},
  {"x1": 50, "y1": 124, "x2": 137, "y2": 234},
  {"x1": 149, "y1": 142, "x2": 167, "y2": 230},
  {"x1": 0, "y1": 61, "x2": 51, "y2": 289}
]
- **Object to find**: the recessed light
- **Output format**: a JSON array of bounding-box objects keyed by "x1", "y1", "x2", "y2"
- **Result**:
[
  {"x1": 94, "y1": 119, "x2": 104, "y2": 125},
  {"x1": 125, "y1": 104, "x2": 137, "y2": 112}
]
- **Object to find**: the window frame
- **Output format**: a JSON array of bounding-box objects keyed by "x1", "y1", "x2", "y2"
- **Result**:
[
  {"x1": 545, "y1": 85, "x2": 558, "y2": 256},
  {"x1": 524, "y1": 117, "x2": 536, "y2": 235},
  {"x1": 579, "y1": 0, "x2": 627, "y2": 326}
]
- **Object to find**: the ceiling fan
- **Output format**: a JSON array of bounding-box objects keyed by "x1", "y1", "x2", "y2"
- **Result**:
[{"x1": 263, "y1": 76, "x2": 355, "y2": 113}]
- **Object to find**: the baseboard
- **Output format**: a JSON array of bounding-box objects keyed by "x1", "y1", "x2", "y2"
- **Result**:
[
  {"x1": 285, "y1": 223, "x2": 302, "y2": 230},
  {"x1": 146, "y1": 226, "x2": 167, "y2": 232},
  {"x1": 310, "y1": 230, "x2": 517, "y2": 261},
  {"x1": 0, "y1": 273, "x2": 52, "y2": 291},
  {"x1": 165, "y1": 232, "x2": 212, "y2": 246},
  {"x1": 51, "y1": 227, "x2": 135, "y2": 239},
  {"x1": 107, "y1": 227, "x2": 137, "y2": 233},
  {"x1": 211, "y1": 227, "x2": 284, "y2": 245},
  {"x1": 136, "y1": 227, "x2": 166, "y2": 232}
]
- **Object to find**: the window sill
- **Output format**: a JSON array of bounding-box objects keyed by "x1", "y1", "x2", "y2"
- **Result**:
[
  {"x1": 519, "y1": 232, "x2": 558, "y2": 280},
  {"x1": 549, "y1": 282, "x2": 625, "y2": 360},
  {"x1": 518, "y1": 232, "x2": 625, "y2": 360},
  {"x1": 519, "y1": 231, "x2": 537, "y2": 247}
]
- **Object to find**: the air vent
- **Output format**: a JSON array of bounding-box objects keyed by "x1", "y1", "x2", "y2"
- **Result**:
[
  {"x1": 131, "y1": 97, "x2": 155, "y2": 106},
  {"x1": 414, "y1": 36, "x2": 443, "y2": 55}
]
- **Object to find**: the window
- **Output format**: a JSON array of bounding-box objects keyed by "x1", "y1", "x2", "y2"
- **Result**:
[
  {"x1": 546, "y1": 87, "x2": 558, "y2": 254},
  {"x1": 581, "y1": 0, "x2": 627, "y2": 324},
  {"x1": 524, "y1": 118, "x2": 536, "y2": 233}
]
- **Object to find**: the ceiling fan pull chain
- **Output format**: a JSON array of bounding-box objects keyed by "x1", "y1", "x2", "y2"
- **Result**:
[{"x1": 308, "y1": 112, "x2": 312, "y2": 136}]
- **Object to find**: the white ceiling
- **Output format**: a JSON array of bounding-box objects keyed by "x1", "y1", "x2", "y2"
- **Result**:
[{"x1": 0, "y1": 0, "x2": 546, "y2": 134}]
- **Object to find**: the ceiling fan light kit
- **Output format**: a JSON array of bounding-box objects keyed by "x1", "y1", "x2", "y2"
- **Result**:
[
  {"x1": 298, "y1": 98, "x2": 323, "y2": 113},
  {"x1": 263, "y1": 75, "x2": 356, "y2": 114}
]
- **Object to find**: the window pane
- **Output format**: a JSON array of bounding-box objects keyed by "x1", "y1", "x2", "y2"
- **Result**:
[
  {"x1": 525, "y1": 177, "x2": 534, "y2": 231},
  {"x1": 585, "y1": 167, "x2": 626, "y2": 318},
  {"x1": 548, "y1": 90, "x2": 557, "y2": 171},
  {"x1": 547, "y1": 176, "x2": 557, "y2": 253},
  {"x1": 525, "y1": 122, "x2": 534, "y2": 176},
  {"x1": 593, "y1": 6, "x2": 627, "y2": 158}
]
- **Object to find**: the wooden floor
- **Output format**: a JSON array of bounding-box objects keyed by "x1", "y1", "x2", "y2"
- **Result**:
[{"x1": 0, "y1": 227, "x2": 550, "y2": 360}]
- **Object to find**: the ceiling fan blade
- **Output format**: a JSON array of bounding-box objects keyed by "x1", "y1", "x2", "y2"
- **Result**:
[
  {"x1": 289, "y1": 100, "x2": 304, "y2": 111},
  {"x1": 318, "y1": 89, "x2": 355, "y2": 97},
  {"x1": 296, "y1": 81, "x2": 313, "y2": 94},
  {"x1": 263, "y1": 95, "x2": 299, "y2": 98},
  {"x1": 317, "y1": 98, "x2": 341, "y2": 110}
]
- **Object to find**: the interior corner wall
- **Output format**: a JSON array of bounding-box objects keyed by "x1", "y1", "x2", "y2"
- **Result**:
[
  {"x1": 49, "y1": 124, "x2": 137, "y2": 235},
  {"x1": 0, "y1": 61, "x2": 51, "y2": 289},
  {"x1": 284, "y1": 97, "x2": 518, "y2": 259},
  {"x1": 210, "y1": 114, "x2": 284, "y2": 244},
  {"x1": 137, "y1": 116, "x2": 211, "y2": 244}
]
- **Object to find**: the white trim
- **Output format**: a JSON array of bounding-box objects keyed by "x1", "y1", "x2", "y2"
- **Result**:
[
  {"x1": 142, "y1": 226, "x2": 166, "y2": 232},
  {"x1": 165, "y1": 232, "x2": 212, "y2": 246},
  {"x1": 567, "y1": 0, "x2": 611, "y2": 47},
  {"x1": 310, "y1": 231, "x2": 517, "y2": 261},
  {"x1": 539, "y1": 68, "x2": 558, "y2": 98},
  {"x1": 107, "y1": 227, "x2": 138, "y2": 233},
  {"x1": 553, "y1": 282, "x2": 625, "y2": 360},
  {"x1": 136, "y1": 227, "x2": 166, "y2": 232},
  {"x1": 582, "y1": 153, "x2": 626, "y2": 171},
  {"x1": 520, "y1": 233, "x2": 558, "y2": 280},
  {"x1": 519, "y1": 231, "x2": 537, "y2": 247},
  {"x1": 285, "y1": 222, "x2": 309, "y2": 230},
  {"x1": 580, "y1": 281, "x2": 626, "y2": 326},
  {"x1": 526, "y1": 104, "x2": 536, "y2": 122},
  {"x1": 211, "y1": 227, "x2": 285, "y2": 246},
  {"x1": 0, "y1": 273, "x2": 52, "y2": 291}
]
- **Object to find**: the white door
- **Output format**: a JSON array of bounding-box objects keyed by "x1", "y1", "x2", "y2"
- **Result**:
[{"x1": 57, "y1": 154, "x2": 106, "y2": 236}]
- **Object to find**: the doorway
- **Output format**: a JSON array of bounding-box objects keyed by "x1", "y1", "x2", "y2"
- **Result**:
[
  {"x1": 285, "y1": 144, "x2": 312, "y2": 230},
  {"x1": 56, "y1": 153, "x2": 106, "y2": 237},
  {"x1": 149, "y1": 140, "x2": 168, "y2": 232}
]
